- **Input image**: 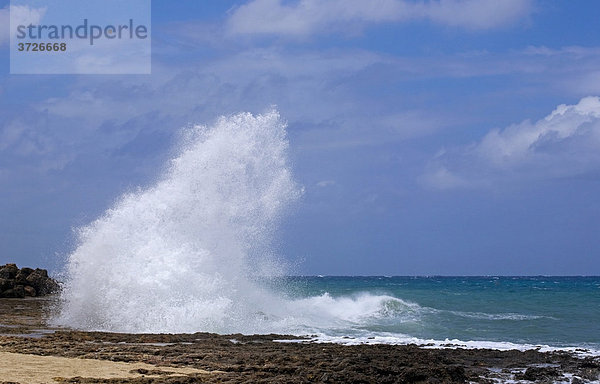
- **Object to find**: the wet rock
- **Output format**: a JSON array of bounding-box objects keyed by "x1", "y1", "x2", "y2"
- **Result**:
[
  {"x1": 0, "y1": 264, "x2": 58, "y2": 297},
  {"x1": 27, "y1": 270, "x2": 47, "y2": 291},
  {"x1": 0, "y1": 264, "x2": 18, "y2": 279},
  {"x1": 15, "y1": 270, "x2": 31, "y2": 285},
  {"x1": 1, "y1": 285, "x2": 25, "y2": 298},
  {"x1": 19, "y1": 267, "x2": 34, "y2": 276},
  {"x1": 516, "y1": 366, "x2": 560, "y2": 382},
  {"x1": 0, "y1": 278, "x2": 15, "y2": 291},
  {"x1": 24, "y1": 285, "x2": 36, "y2": 297}
]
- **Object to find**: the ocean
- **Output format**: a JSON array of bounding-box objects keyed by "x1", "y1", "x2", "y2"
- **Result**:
[
  {"x1": 266, "y1": 276, "x2": 600, "y2": 353},
  {"x1": 53, "y1": 111, "x2": 600, "y2": 356}
]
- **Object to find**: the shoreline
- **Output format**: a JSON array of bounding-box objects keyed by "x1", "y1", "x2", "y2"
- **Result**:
[
  {"x1": 2, "y1": 329, "x2": 600, "y2": 383},
  {"x1": 1, "y1": 297, "x2": 599, "y2": 383},
  {"x1": 277, "y1": 334, "x2": 600, "y2": 359}
]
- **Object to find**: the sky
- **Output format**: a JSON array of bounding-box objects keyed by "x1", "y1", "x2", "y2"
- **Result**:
[{"x1": 0, "y1": 0, "x2": 599, "y2": 275}]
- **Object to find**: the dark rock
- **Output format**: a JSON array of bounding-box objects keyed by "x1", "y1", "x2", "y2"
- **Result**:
[
  {"x1": 581, "y1": 359, "x2": 600, "y2": 368},
  {"x1": 1, "y1": 285, "x2": 25, "y2": 298},
  {"x1": 26, "y1": 269, "x2": 58, "y2": 295},
  {"x1": 34, "y1": 270, "x2": 59, "y2": 295},
  {"x1": 26, "y1": 270, "x2": 45, "y2": 289},
  {"x1": 24, "y1": 285, "x2": 36, "y2": 297},
  {"x1": 36, "y1": 268, "x2": 48, "y2": 278},
  {"x1": 580, "y1": 367, "x2": 600, "y2": 381},
  {"x1": 400, "y1": 367, "x2": 428, "y2": 382},
  {"x1": 516, "y1": 366, "x2": 560, "y2": 381},
  {"x1": 0, "y1": 264, "x2": 18, "y2": 279},
  {"x1": 0, "y1": 264, "x2": 59, "y2": 297},
  {"x1": 14, "y1": 270, "x2": 30, "y2": 285},
  {"x1": 0, "y1": 277, "x2": 15, "y2": 291}
]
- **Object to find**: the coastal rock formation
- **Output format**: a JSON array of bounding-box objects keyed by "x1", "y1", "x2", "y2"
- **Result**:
[{"x1": 0, "y1": 264, "x2": 59, "y2": 298}]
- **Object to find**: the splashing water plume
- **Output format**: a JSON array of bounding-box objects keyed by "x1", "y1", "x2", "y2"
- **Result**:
[
  {"x1": 56, "y1": 110, "x2": 425, "y2": 337},
  {"x1": 57, "y1": 111, "x2": 302, "y2": 333}
]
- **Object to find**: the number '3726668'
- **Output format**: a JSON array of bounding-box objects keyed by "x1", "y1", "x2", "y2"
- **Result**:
[{"x1": 17, "y1": 43, "x2": 67, "y2": 52}]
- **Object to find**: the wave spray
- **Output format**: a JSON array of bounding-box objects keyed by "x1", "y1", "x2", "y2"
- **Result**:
[
  {"x1": 56, "y1": 111, "x2": 302, "y2": 333},
  {"x1": 56, "y1": 110, "x2": 416, "y2": 337}
]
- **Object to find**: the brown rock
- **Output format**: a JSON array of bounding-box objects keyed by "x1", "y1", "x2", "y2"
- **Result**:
[
  {"x1": 14, "y1": 271, "x2": 30, "y2": 285},
  {"x1": 26, "y1": 269, "x2": 54, "y2": 295},
  {"x1": 1, "y1": 285, "x2": 25, "y2": 298},
  {"x1": 516, "y1": 366, "x2": 560, "y2": 381},
  {"x1": 35, "y1": 268, "x2": 48, "y2": 278},
  {"x1": 0, "y1": 277, "x2": 15, "y2": 291},
  {"x1": 24, "y1": 285, "x2": 36, "y2": 297},
  {"x1": 25, "y1": 271, "x2": 43, "y2": 288},
  {"x1": 0, "y1": 264, "x2": 59, "y2": 297},
  {"x1": 0, "y1": 264, "x2": 18, "y2": 279}
]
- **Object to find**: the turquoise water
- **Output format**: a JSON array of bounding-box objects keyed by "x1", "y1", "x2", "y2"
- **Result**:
[{"x1": 272, "y1": 276, "x2": 600, "y2": 351}]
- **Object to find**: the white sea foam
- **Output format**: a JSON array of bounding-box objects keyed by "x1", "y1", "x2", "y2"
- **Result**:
[
  {"x1": 282, "y1": 334, "x2": 600, "y2": 358},
  {"x1": 258, "y1": 293, "x2": 426, "y2": 335},
  {"x1": 446, "y1": 310, "x2": 549, "y2": 321},
  {"x1": 290, "y1": 293, "x2": 422, "y2": 323}
]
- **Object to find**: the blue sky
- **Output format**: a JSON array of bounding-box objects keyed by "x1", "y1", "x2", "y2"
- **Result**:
[{"x1": 1, "y1": 0, "x2": 599, "y2": 275}]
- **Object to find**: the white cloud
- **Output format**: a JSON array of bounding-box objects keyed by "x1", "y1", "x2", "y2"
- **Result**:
[
  {"x1": 422, "y1": 97, "x2": 600, "y2": 189},
  {"x1": 0, "y1": 5, "x2": 46, "y2": 46},
  {"x1": 477, "y1": 97, "x2": 600, "y2": 166},
  {"x1": 227, "y1": 0, "x2": 533, "y2": 37},
  {"x1": 0, "y1": 115, "x2": 75, "y2": 173},
  {"x1": 165, "y1": 18, "x2": 600, "y2": 94},
  {"x1": 6, "y1": 37, "x2": 598, "y2": 187},
  {"x1": 38, "y1": 48, "x2": 383, "y2": 128},
  {"x1": 316, "y1": 180, "x2": 335, "y2": 187},
  {"x1": 420, "y1": 0, "x2": 532, "y2": 29},
  {"x1": 420, "y1": 166, "x2": 473, "y2": 190}
]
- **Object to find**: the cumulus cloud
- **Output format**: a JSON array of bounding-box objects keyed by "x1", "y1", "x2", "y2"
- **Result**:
[
  {"x1": 422, "y1": 97, "x2": 600, "y2": 189},
  {"x1": 227, "y1": 0, "x2": 533, "y2": 37}
]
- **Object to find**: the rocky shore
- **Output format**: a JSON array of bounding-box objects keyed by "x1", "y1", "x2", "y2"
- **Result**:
[
  {"x1": 0, "y1": 264, "x2": 59, "y2": 298},
  {"x1": 0, "y1": 296, "x2": 599, "y2": 383}
]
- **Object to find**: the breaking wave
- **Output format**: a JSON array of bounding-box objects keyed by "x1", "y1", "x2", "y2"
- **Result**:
[{"x1": 56, "y1": 110, "x2": 302, "y2": 333}]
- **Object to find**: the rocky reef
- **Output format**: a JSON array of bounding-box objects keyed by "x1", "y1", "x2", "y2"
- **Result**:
[{"x1": 0, "y1": 263, "x2": 59, "y2": 298}]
